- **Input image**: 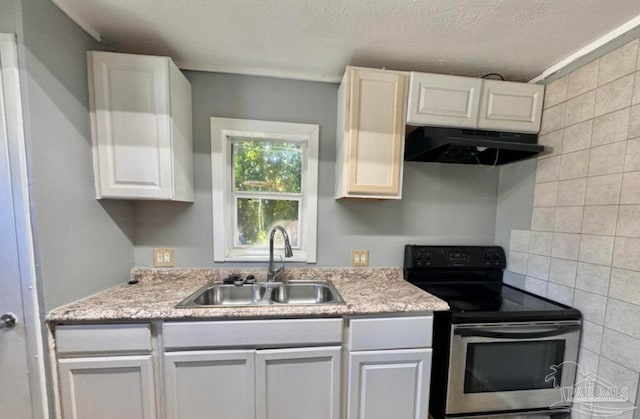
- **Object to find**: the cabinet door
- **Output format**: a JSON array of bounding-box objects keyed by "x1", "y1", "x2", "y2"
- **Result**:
[
  {"x1": 478, "y1": 79, "x2": 544, "y2": 133},
  {"x1": 256, "y1": 346, "x2": 341, "y2": 419},
  {"x1": 163, "y1": 350, "x2": 255, "y2": 419},
  {"x1": 58, "y1": 355, "x2": 157, "y2": 419},
  {"x1": 89, "y1": 52, "x2": 172, "y2": 199},
  {"x1": 344, "y1": 68, "x2": 405, "y2": 198},
  {"x1": 407, "y1": 72, "x2": 482, "y2": 128},
  {"x1": 347, "y1": 349, "x2": 432, "y2": 419}
]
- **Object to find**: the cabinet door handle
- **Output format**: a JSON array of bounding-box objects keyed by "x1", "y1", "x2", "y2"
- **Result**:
[{"x1": 0, "y1": 313, "x2": 17, "y2": 330}]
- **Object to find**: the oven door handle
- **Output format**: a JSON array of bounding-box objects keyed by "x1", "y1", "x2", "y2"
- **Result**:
[{"x1": 455, "y1": 324, "x2": 581, "y2": 339}]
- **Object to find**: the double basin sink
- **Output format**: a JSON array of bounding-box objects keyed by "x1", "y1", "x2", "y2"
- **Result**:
[{"x1": 177, "y1": 280, "x2": 345, "y2": 307}]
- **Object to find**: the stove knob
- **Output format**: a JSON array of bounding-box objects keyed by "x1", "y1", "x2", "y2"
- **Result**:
[
  {"x1": 493, "y1": 253, "x2": 501, "y2": 261},
  {"x1": 484, "y1": 253, "x2": 491, "y2": 260}
]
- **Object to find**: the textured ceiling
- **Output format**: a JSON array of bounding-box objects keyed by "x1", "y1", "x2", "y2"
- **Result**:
[{"x1": 53, "y1": 0, "x2": 640, "y2": 82}]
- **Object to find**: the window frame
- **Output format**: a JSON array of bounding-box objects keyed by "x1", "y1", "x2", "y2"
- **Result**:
[{"x1": 211, "y1": 117, "x2": 319, "y2": 262}]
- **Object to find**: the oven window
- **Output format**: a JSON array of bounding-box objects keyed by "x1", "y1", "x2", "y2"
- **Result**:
[{"x1": 464, "y1": 340, "x2": 565, "y2": 393}]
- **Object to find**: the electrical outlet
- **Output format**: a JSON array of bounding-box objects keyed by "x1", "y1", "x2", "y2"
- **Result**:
[
  {"x1": 153, "y1": 248, "x2": 174, "y2": 267},
  {"x1": 351, "y1": 250, "x2": 369, "y2": 267}
]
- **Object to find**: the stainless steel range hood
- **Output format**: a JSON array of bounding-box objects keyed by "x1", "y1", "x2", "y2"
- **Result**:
[{"x1": 404, "y1": 126, "x2": 546, "y2": 165}]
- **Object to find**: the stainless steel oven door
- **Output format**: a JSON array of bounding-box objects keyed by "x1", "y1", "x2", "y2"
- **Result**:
[{"x1": 447, "y1": 321, "x2": 581, "y2": 415}]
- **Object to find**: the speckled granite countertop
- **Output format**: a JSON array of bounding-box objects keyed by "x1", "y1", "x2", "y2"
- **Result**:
[{"x1": 46, "y1": 267, "x2": 449, "y2": 322}]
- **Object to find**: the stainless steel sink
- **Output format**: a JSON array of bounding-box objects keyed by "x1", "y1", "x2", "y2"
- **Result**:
[
  {"x1": 178, "y1": 284, "x2": 267, "y2": 307},
  {"x1": 176, "y1": 280, "x2": 344, "y2": 307},
  {"x1": 270, "y1": 282, "x2": 343, "y2": 304}
]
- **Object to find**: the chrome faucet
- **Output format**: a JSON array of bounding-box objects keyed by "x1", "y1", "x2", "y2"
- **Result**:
[{"x1": 267, "y1": 225, "x2": 293, "y2": 282}]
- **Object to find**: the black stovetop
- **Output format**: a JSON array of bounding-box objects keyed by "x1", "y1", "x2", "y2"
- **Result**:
[{"x1": 404, "y1": 245, "x2": 582, "y2": 323}]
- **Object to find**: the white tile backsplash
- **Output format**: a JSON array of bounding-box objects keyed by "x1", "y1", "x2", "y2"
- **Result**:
[
  {"x1": 598, "y1": 39, "x2": 639, "y2": 86},
  {"x1": 507, "y1": 251, "x2": 528, "y2": 275},
  {"x1": 533, "y1": 182, "x2": 558, "y2": 207},
  {"x1": 605, "y1": 298, "x2": 640, "y2": 338},
  {"x1": 576, "y1": 262, "x2": 612, "y2": 296},
  {"x1": 628, "y1": 104, "x2": 640, "y2": 139},
  {"x1": 567, "y1": 60, "x2": 599, "y2": 99},
  {"x1": 574, "y1": 289, "x2": 607, "y2": 324},
  {"x1": 509, "y1": 229, "x2": 530, "y2": 252},
  {"x1": 633, "y1": 71, "x2": 640, "y2": 105},
  {"x1": 597, "y1": 357, "x2": 639, "y2": 407},
  {"x1": 529, "y1": 231, "x2": 553, "y2": 256},
  {"x1": 594, "y1": 74, "x2": 634, "y2": 117},
  {"x1": 562, "y1": 120, "x2": 592, "y2": 152},
  {"x1": 538, "y1": 129, "x2": 563, "y2": 158},
  {"x1": 616, "y1": 205, "x2": 640, "y2": 238},
  {"x1": 505, "y1": 46, "x2": 640, "y2": 415},
  {"x1": 581, "y1": 320, "x2": 604, "y2": 352},
  {"x1": 624, "y1": 138, "x2": 640, "y2": 172},
  {"x1": 613, "y1": 237, "x2": 640, "y2": 271},
  {"x1": 531, "y1": 207, "x2": 556, "y2": 231},
  {"x1": 609, "y1": 268, "x2": 640, "y2": 306},
  {"x1": 540, "y1": 103, "x2": 565, "y2": 134},
  {"x1": 546, "y1": 282, "x2": 574, "y2": 305},
  {"x1": 621, "y1": 171, "x2": 640, "y2": 204},
  {"x1": 588, "y1": 141, "x2": 627, "y2": 176},
  {"x1": 557, "y1": 178, "x2": 587, "y2": 206},
  {"x1": 591, "y1": 107, "x2": 629, "y2": 147},
  {"x1": 585, "y1": 173, "x2": 623, "y2": 205},
  {"x1": 551, "y1": 232, "x2": 581, "y2": 260},
  {"x1": 553, "y1": 206, "x2": 584, "y2": 233},
  {"x1": 525, "y1": 276, "x2": 548, "y2": 296},
  {"x1": 544, "y1": 76, "x2": 568, "y2": 109},
  {"x1": 535, "y1": 156, "x2": 561, "y2": 183},
  {"x1": 549, "y1": 258, "x2": 577, "y2": 287},
  {"x1": 526, "y1": 254, "x2": 551, "y2": 280},
  {"x1": 579, "y1": 235, "x2": 615, "y2": 266},
  {"x1": 559, "y1": 149, "x2": 590, "y2": 180},
  {"x1": 582, "y1": 205, "x2": 618, "y2": 235},
  {"x1": 601, "y1": 328, "x2": 640, "y2": 372},
  {"x1": 566, "y1": 90, "x2": 597, "y2": 126}
]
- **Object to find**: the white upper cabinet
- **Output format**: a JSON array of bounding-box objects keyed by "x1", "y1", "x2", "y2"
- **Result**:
[
  {"x1": 335, "y1": 66, "x2": 407, "y2": 200},
  {"x1": 407, "y1": 72, "x2": 544, "y2": 133},
  {"x1": 88, "y1": 51, "x2": 194, "y2": 201},
  {"x1": 477, "y1": 79, "x2": 544, "y2": 133},
  {"x1": 407, "y1": 72, "x2": 481, "y2": 128}
]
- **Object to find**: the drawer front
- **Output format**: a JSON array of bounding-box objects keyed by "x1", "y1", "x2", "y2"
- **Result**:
[
  {"x1": 348, "y1": 316, "x2": 433, "y2": 351},
  {"x1": 163, "y1": 318, "x2": 343, "y2": 349},
  {"x1": 56, "y1": 324, "x2": 152, "y2": 355}
]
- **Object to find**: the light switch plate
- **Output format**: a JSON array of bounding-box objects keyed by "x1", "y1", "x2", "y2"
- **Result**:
[
  {"x1": 153, "y1": 248, "x2": 174, "y2": 267},
  {"x1": 351, "y1": 250, "x2": 369, "y2": 267}
]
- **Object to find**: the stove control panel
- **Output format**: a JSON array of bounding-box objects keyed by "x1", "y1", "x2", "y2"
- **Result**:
[{"x1": 404, "y1": 245, "x2": 506, "y2": 269}]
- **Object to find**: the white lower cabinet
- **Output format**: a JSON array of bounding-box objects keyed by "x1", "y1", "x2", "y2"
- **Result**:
[
  {"x1": 58, "y1": 355, "x2": 157, "y2": 419},
  {"x1": 345, "y1": 315, "x2": 434, "y2": 419},
  {"x1": 163, "y1": 346, "x2": 341, "y2": 419},
  {"x1": 163, "y1": 350, "x2": 255, "y2": 419},
  {"x1": 347, "y1": 349, "x2": 432, "y2": 419},
  {"x1": 256, "y1": 347, "x2": 341, "y2": 419}
]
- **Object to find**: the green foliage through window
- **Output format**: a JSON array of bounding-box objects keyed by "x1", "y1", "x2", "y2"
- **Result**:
[{"x1": 231, "y1": 137, "x2": 303, "y2": 247}]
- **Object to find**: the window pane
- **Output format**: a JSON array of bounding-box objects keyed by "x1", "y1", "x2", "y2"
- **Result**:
[
  {"x1": 236, "y1": 198, "x2": 299, "y2": 247},
  {"x1": 232, "y1": 138, "x2": 302, "y2": 193}
]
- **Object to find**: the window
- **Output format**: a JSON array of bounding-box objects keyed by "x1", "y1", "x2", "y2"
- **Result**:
[{"x1": 211, "y1": 118, "x2": 319, "y2": 262}]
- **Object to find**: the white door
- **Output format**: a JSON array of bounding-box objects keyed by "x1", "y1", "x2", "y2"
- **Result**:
[
  {"x1": 407, "y1": 72, "x2": 482, "y2": 128},
  {"x1": 477, "y1": 79, "x2": 544, "y2": 133},
  {"x1": 347, "y1": 349, "x2": 432, "y2": 419},
  {"x1": 163, "y1": 350, "x2": 255, "y2": 419},
  {"x1": 256, "y1": 346, "x2": 341, "y2": 419},
  {"x1": 58, "y1": 355, "x2": 157, "y2": 419},
  {"x1": 0, "y1": 34, "x2": 46, "y2": 419}
]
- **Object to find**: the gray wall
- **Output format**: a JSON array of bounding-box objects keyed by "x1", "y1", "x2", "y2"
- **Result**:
[
  {"x1": 134, "y1": 70, "x2": 500, "y2": 268},
  {"x1": 17, "y1": 0, "x2": 135, "y2": 310},
  {"x1": 495, "y1": 159, "x2": 536, "y2": 287},
  {"x1": 0, "y1": 0, "x2": 18, "y2": 33}
]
